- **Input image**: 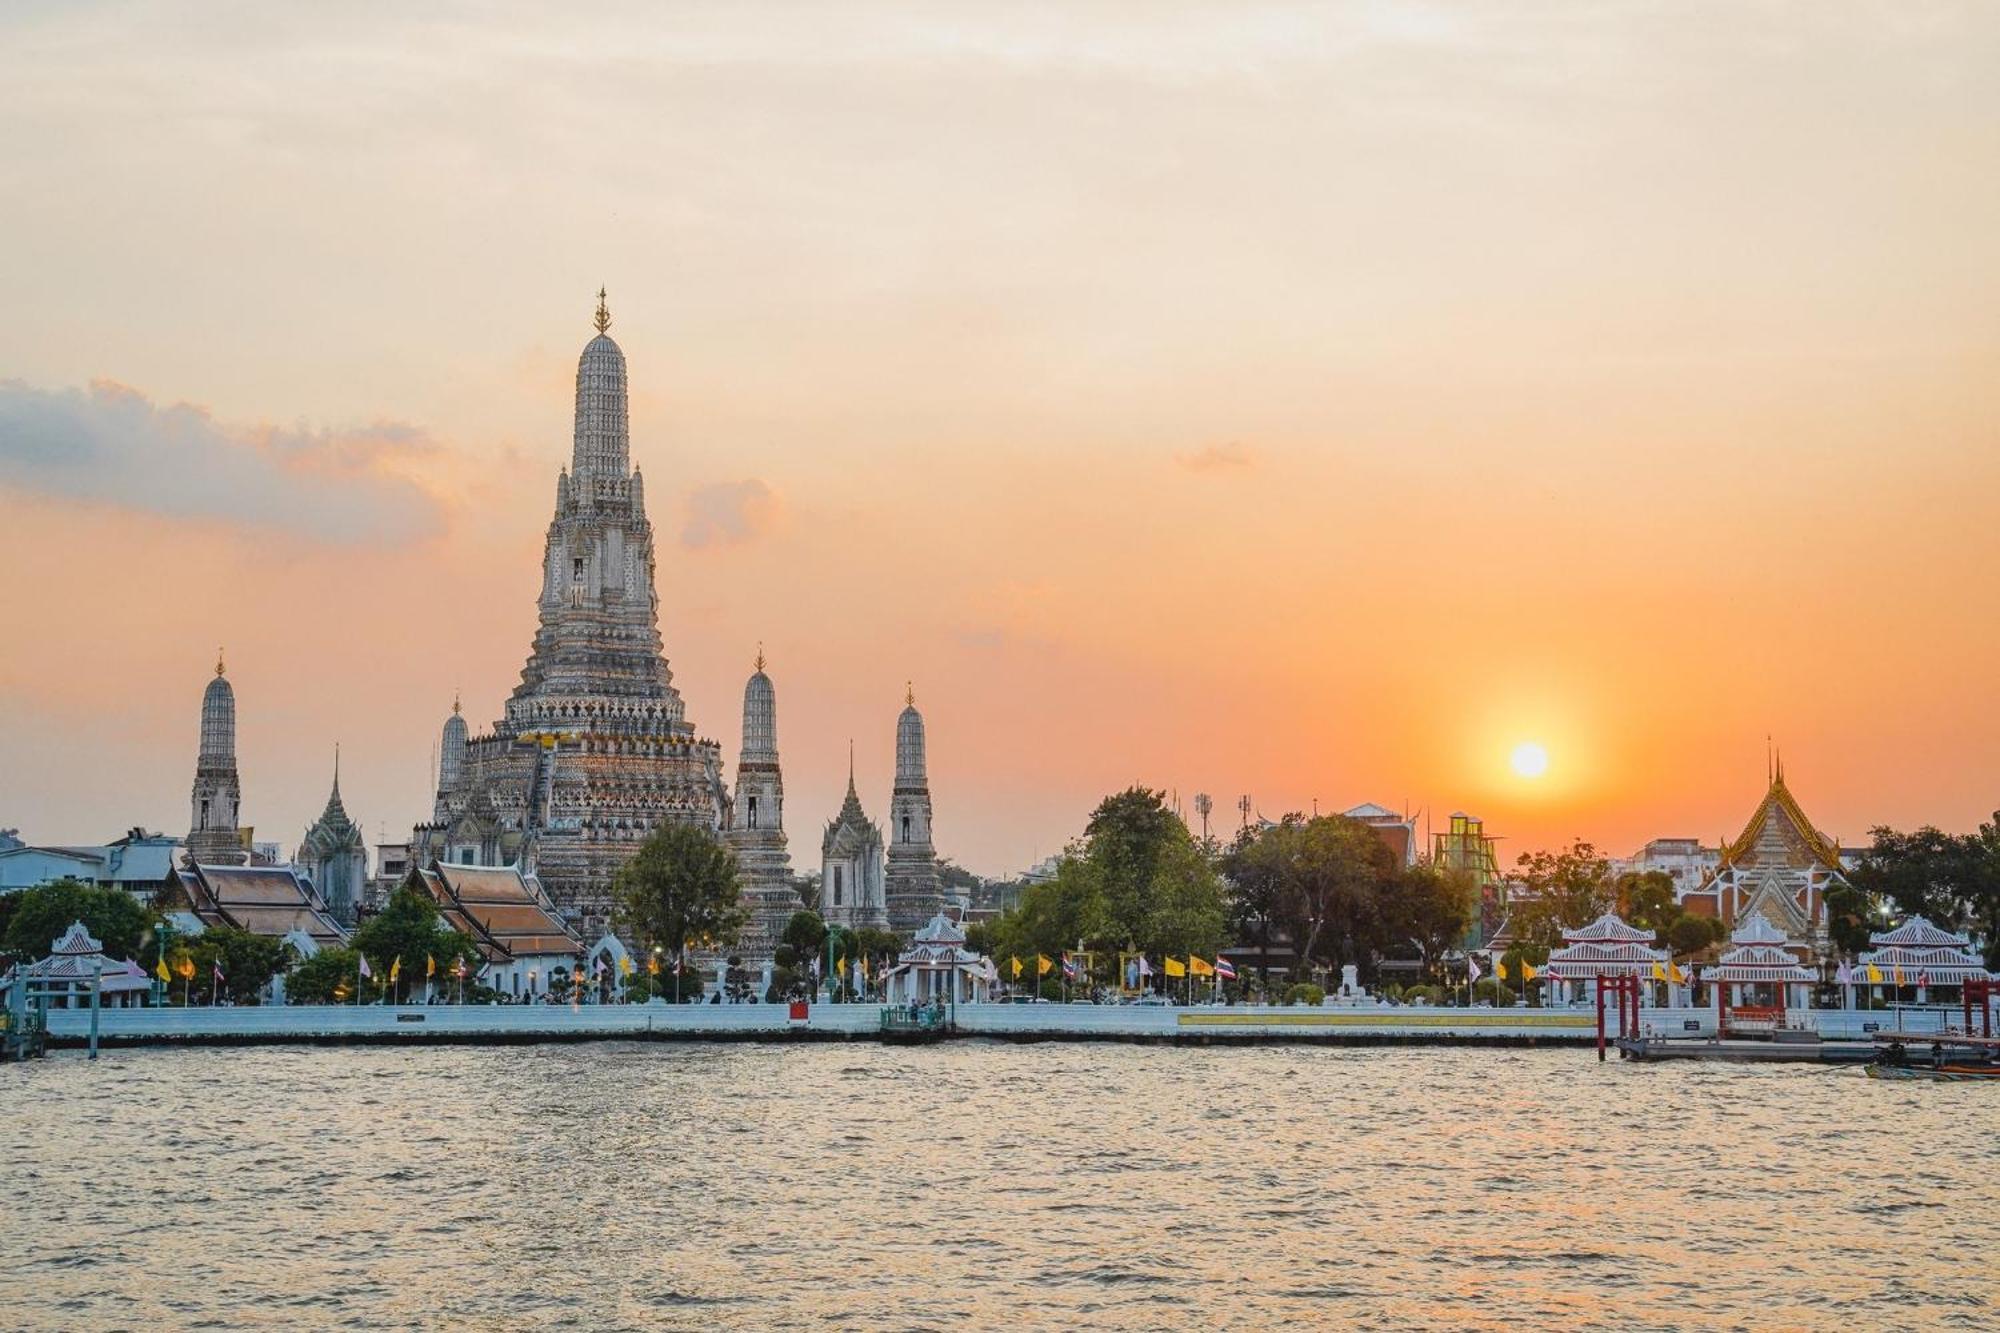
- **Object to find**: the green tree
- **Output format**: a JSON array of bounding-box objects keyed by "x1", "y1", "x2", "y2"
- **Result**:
[
  {"x1": 1391, "y1": 859, "x2": 1480, "y2": 978},
  {"x1": 1667, "y1": 914, "x2": 1723, "y2": 960},
  {"x1": 286, "y1": 946, "x2": 373, "y2": 1004},
  {"x1": 2, "y1": 878, "x2": 156, "y2": 965},
  {"x1": 1822, "y1": 879, "x2": 1877, "y2": 958},
  {"x1": 612, "y1": 822, "x2": 746, "y2": 969},
  {"x1": 184, "y1": 925, "x2": 284, "y2": 1004},
  {"x1": 349, "y1": 885, "x2": 485, "y2": 996},
  {"x1": 1614, "y1": 870, "x2": 1680, "y2": 935},
  {"x1": 1848, "y1": 818, "x2": 2000, "y2": 965},
  {"x1": 1507, "y1": 841, "x2": 1615, "y2": 949}
]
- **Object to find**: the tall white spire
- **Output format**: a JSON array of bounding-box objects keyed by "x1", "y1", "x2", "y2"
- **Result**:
[{"x1": 571, "y1": 287, "x2": 629, "y2": 479}]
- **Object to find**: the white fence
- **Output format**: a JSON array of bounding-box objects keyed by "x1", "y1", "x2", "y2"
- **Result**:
[{"x1": 42, "y1": 999, "x2": 1991, "y2": 1047}]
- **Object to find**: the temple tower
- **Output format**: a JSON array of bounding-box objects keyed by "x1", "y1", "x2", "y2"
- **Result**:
[
  {"x1": 408, "y1": 293, "x2": 728, "y2": 938},
  {"x1": 726, "y1": 648, "x2": 800, "y2": 963},
  {"x1": 822, "y1": 750, "x2": 888, "y2": 931},
  {"x1": 186, "y1": 651, "x2": 247, "y2": 865},
  {"x1": 298, "y1": 749, "x2": 367, "y2": 926},
  {"x1": 884, "y1": 685, "x2": 941, "y2": 933}
]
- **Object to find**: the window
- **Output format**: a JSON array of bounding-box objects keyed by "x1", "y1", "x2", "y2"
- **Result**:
[
  {"x1": 572, "y1": 557, "x2": 585, "y2": 578},
  {"x1": 199, "y1": 798, "x2": 210, "y2": 830},
  {"x1": 902, "y1": 815, "x2": 911, "y2": 842},
  {"x1": 748, "y1": 796, "x2": 758, "y2": 829},
  {"x1": 834, "y1": 865, "x2": 844, "y2": 906}
]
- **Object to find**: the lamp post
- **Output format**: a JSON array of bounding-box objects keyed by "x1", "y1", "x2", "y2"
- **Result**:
[{"x1": 151, "y1": 921, "x2": 173, "y2": 1007}]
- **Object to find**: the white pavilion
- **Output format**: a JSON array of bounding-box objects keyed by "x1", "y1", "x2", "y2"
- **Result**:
[
  {"x1": 1543, "y1": 912, "x2": 1670, "y2": 1005},
  {"x1": 881, "y1": 913, "x2": 993, "y2": 1006},
  {"x1": 1707, "y1": 910, "x2": 1818, "y2": 1033},
  {"x1": 1856, "y1": 916, "x2": 1991, "y2": 1003},
  {"x1": 3, "y1": 921, "x2": 154, "y2": 1008}
]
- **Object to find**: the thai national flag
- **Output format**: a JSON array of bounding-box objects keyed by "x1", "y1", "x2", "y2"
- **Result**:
[
  {"x1": 1061, "y1": 952, "x2": 1079, "y2": 981},
  {"x1": 213, "y1": 961, "x2": 226, "y2": 986},
  {"x1": 1917, "y1": 970, "x2": 1930, "y2": 988},
  {"x1": 1215, "y1": 957, "x2": 1237, "y2": 981}
]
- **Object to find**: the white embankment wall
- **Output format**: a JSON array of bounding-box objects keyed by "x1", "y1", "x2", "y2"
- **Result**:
[{"x1": 43, "y1": 1000, "x2": 1986, "y2": 1046}]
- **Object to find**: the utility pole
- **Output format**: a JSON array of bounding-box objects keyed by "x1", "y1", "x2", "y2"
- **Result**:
[
  {"x1": 1237, "y1": 794, "x2": 1252, "y2": 832},
  {"x1": 1193, "y1": 793, "x2": 1213, "y2": 846}
]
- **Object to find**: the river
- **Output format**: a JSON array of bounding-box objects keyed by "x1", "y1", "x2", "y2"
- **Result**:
[{"x1": 2, "y1": 1042, "x2": 1993, "y2": 1329}]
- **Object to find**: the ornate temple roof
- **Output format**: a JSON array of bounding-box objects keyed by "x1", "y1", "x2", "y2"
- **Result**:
[
  {"x1": 1869, "y1": 915, "x2": 1974, "y2": 949},
  {"x1": 1717, "y1": 768, "x2": 1843, "y2": 872},
  {"x1": 414, "y1": 861, "x2": 582, "y2": 963},
  {"x1": 1713, "y1": 915, "x2": 1816, "y2": 982},
  {"x1": 199, "y1": 652, "x2": 235, "y2": 762},
  {"x1": 176, "y1": 864, "x2": 348, "y2": 948},
  {"x1": 895, "y1": 687, "x2": 927, "y2": 786},
  {"x1": 823, "y1": 768, "x2": 882, "y2": 856}
]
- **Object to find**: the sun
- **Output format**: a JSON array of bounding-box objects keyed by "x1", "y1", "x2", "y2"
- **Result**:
[{"x1": 1510, "y1": 741, "x2": 1550, "y2": 779}]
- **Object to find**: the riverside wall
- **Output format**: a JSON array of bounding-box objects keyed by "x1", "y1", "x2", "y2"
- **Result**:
[{"x1": 39, "y1": 1001, "x2": 1981, "y2": 1049}]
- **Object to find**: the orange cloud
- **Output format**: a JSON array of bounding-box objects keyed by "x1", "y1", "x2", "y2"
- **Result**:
[{"x1": 1176, "y1": 442, "x2": 1257, "y2": 473}]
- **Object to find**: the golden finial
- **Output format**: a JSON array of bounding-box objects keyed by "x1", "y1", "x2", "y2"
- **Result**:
[
  {"x1": 452, "y1": 690, "x2": 461, "y2": 716},
  {"x1": 215, "y1": 647, "x2": 225, "y2": 677},
  {"x1": 906, "y1": 681, "x2": 915, "y2": 708},
  {"x1": 755, "y1": 643, "x2": 766, "y2": 673},
  {"x1": 594, "y1": 287, "x2": 611, "y2": 334}
]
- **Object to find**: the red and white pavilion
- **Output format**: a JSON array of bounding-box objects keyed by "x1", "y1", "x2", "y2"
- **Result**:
[
  {"x1": 1856, "y1": 916, "x2": 1991, "y2": 1004},
  {"x1": 1544, "y1": 913, "x2": 1669, "y2": 1005},
  {"x1": 1707, "y1": 910, "x2": 1817, "y2": 1034}
]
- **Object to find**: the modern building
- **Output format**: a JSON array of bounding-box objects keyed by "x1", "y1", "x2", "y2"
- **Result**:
[
  {"x1": 411, "y1": 294, "x2": 729, "y2": 938},
  {"x1": 1609, "y1": 837, "x2": 1720, "y2": 893},
  {"x1": 884, "y1": 687, "x2": 942, "y2": 933},
  {"x1": 724, "y1": 651, "x2": 800, "y2": 964},
  {"x1": 0, "y1": 829, "x2": 182, "y2": 898}
]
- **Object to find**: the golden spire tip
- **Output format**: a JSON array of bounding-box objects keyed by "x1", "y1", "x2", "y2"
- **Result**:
[{"x1": 593, "y1": 286, "x2": 611, "y2": 334}]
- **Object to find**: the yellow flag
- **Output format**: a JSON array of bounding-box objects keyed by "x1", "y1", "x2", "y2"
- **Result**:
[
  {"x1": 1495, "y1": 959, "x2": 1509, "y2": 981},
  {"x1": 1866, "y1": 963, "x2": 1883, "y2": 984},
  {"x1": 1523, "y1": 961, "x2": 1538, "y2": 982},
  {"x1": 1010, "y1": 956, "x2": 1023, "y2": 978},
  {"x1": 390, "y1": 957, "x2": 402, "y2": 983},
  {"x1": 155, "y1": 957, "x2": 171, "y2": 983},
  {"x1": 427, "y1": 954, "x2": 437, "y2": 978},
  {"x1": 1036, "y1": 954, "x2": 1053, "y2": 977},
  {"x1": 1893, "y1": 966, "x2": 1905, "y2": 986},
  {"x1": 648, "y1": 956, "x2": 661, "y2": 976},
  {"x1": 860, "y1": 956, "x2": 871, "y2": 981},
  {"x1": 1164, "y1": 957, "x2": 1187, "y2": 978},
  {"x1": 1671, "y1": 962, "x2": 1686, "y2": 984},
  {"x1": 619, "y1": 955, "x2": 632, "y2": 976},
  {"x1": 1651, "y1": 961, "x2": 1667, "y2": 982},
  {"x1": 1188, "y1": 955, "x2": 1214, "y2": 977}
]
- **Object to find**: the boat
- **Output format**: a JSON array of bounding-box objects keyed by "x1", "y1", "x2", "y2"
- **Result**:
[
  {"x1": 1864, "y1": 1032, "x2": 2000, "y2": 1080},
  {"x1": 1864, "y1": 1063, "x2": 2000, "y2": 1081}
]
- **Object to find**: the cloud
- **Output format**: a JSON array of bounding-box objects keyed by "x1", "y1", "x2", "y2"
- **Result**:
[
  {"x1": 680, "y1": 479, "x2": 779, "y2": 549},
  {"x1": 1176, "y1": 442, "x2": 1257, "y2": 473},
  {"x1": 0, "y1": 379, "x2": 444, "y2": 544}
]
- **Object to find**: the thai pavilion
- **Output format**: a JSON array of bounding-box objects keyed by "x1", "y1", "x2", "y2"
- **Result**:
[
  {"x1": 1707, "y1": 910, "x2": 1818, "y2": 1033},
  {"x1": 173, "y1": 863, "x2": 349, "y2": 956},
  {"x1": 881, "y1": 913, "x2": 993, "y2": 1006},
  {"x1": 1543, "y1": 913, "x2": 1671, "y2": 1005},
  {"x1": 1, "y1": 921, "x2": 152, "y2": 1008},
  {"x1": 1855, "y1": 916, "x2": 1992, "y2": 1003}
]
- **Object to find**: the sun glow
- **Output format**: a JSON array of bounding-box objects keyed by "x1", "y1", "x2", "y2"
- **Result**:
[{"x1": 1510, "y1": 742, "x2": 1550, "y2": 780}]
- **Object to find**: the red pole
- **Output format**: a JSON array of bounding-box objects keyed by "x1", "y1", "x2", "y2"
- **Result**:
[{"x1": 1595, "y1": 975, "x2": 1606, "y2": 1062}]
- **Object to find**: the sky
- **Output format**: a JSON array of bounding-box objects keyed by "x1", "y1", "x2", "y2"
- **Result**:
[{"x1": 2, "y1": 2, "x2": 1997, "y2": 877}]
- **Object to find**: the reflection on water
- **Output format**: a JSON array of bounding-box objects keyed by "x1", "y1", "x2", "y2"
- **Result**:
[{"x1": 2, "y1": 1042, "x2": 1995, "y2": 1329}]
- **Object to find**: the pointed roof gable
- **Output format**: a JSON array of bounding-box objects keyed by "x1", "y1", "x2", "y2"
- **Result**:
[
  {"x1": 1563, "y1": 912, "x2": 1656, "y2": 944},
  {"x1": 1730, "y1": 910, "x2": 1790, "y2": 946},
  {"x1": 1869, "y1": 915, "x2": 1973, "y2": 949},
  {"x1": 1718, "y1": 773, "x2": 1843, "y2": 872}
]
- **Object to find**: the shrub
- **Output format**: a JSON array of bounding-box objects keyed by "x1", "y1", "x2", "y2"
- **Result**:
[
  {"x1": 1284, "y1": 982, "x2": 1326, "y2": 1006},
  {"x1": 1472, "y1": 978, "x2": 1514, "y2": 1007}
]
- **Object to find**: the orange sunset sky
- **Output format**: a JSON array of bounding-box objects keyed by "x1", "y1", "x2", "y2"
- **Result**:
[{"x1": 2, "y1": 4, "x2": 1997, "y2": 876}]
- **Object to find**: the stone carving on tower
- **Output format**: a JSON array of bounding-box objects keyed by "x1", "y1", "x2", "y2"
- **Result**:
[
  {"x1": 725, "y1": 649, "x2": 801, "y2": 963},
  {"x1": 410, "y1": 293, "x2": 729, "y2": 938},
  {"x1": 186, "y1": 651, "x2": 248, "y2": 866},
  {"x1": 821, "y1": 751, "x2": 888, "y2": 931},
  {"x1": 884, "y1": 685, "x2": 943, "y2": 933},
  {"x1": 297, "y1": 749, "x2": 367, "y2": 926}
]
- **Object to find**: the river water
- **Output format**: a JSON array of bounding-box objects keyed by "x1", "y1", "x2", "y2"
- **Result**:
[{"x1": 2, "y1": 1042, "x2": 1994, "y2": 1329}]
